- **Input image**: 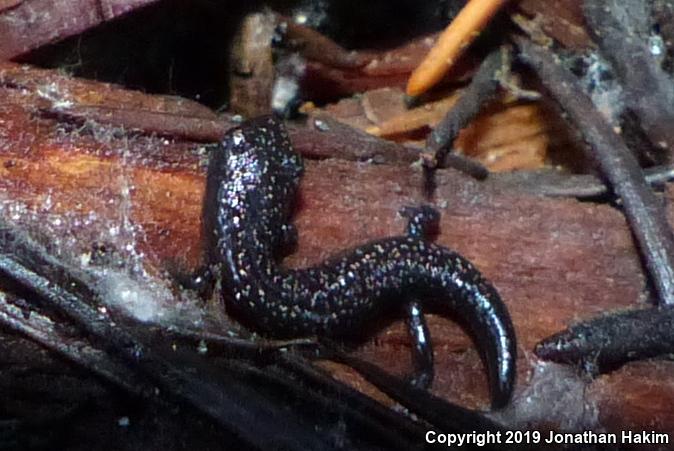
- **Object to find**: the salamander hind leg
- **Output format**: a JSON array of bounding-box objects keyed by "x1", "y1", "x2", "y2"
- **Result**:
[
  {"x1": 399, "y1": 205, "x2": 439, "y2": 388},
  {"x1": 405, "y1": 299, "x2": 434, "y2": 389},
  {"x1": 399, "y1": 205, "x2": 440, "y2": 239}
]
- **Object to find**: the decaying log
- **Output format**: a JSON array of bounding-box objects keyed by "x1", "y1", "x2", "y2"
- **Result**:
[{"x1": 1, "y1": 62, "x2": 674, "y2": 434}]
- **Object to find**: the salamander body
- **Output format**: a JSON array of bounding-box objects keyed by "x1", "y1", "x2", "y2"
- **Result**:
[{"x1": 203, "y1": 116, "x2": 516, "y2": 408}]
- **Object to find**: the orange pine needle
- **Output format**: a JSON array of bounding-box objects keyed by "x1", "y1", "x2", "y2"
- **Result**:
[{"x1": 406, "y1": 0, "x2": 508, "y2": 97}]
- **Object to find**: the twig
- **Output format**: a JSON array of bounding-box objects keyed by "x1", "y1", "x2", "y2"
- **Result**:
[
  {"x1": 487, "y1": 165, "x2": 674, "y2": 199},
  {"x1": 236, "y1": 355, "x2": 427, "y2": 450},
  {"x1": 0, "y1": 292, "x2": 151, "y2": 396},
  {"x1": 41, "y1": 105, "x2": 425, "y2": 165},
  {"x1": 441, "y1": 153, "x2": 490, "y2": 179},
  {"x1": 406, "y1": 0, "x2": 509, "y2": 97},
  {"x1": 279, "y1": 18, "x2": 372, "y2": 69},
  {"x1": 515, "y1": 35, "x2": 674, "y2": 306},
  {"x1": 425, "y1": 47, "x2": 505, "y2": 166},
  {"x1": 276, "y1": 353, "x2": 431, "y2": 440},
  {"x1": 535, "y1": 304, "x2": 674, "y2": 372}
]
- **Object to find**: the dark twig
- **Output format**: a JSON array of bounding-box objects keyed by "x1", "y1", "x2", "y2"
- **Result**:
[
  {"x1": 41, "y1": 105, "x2": 230, "y2": 142},
  {"x1": 441, "y1": 153, "x2": 490, "y2": 180},
  {"x1": 0, "y1": 221, "x2": 108, "y2": 312},
  {"x1": 425, "y1": 47, "x2": 505, "y2": 167},
  {"x1": 535, "y1": 304, "x2": 674, "y2": 373},
  {"x1": 158, "y1": 326, "x2": 319, "y2": 355},
  {"x1": 487, "y1": 165, "x2": 674, "y2": 199},
  {"x1": 643, "y1": 165, "x2": 674, "y2": 189},
  {"x1": 0, "y1": 292, "x2": 151, "y2": 397},
  {"x1": 515, "y1": 36, "x2": 674, "y2": 307},
  {"x1": 276, "y1": 353, "x2": 431, "y2": 441},
  {"x1": 42, "y1": 105, "x2": 427, "y2": 166}
]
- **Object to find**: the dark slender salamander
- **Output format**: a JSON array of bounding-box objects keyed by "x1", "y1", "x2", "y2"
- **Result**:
[{"x1": 202, "y1": 116, "x2": 517, "y2": 408}]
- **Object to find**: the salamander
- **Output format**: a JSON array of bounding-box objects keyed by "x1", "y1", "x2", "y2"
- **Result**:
[{"x1": 202, "y1": 115, "x2": 517, "y2": 408}]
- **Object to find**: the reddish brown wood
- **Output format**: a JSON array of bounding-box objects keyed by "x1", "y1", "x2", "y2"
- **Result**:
[
  {"x1": 589, "y1": 361, "x2": 674, "y2": 435},
  {"x1": 0, "y1": 0, "x2": 161, "y2": 60},
  {"x1": 0, "y1": 0, "x2": 24, "y2": 12},
  {"x1": 1, "y1": 63, "x2": 673, "y2": 433}
]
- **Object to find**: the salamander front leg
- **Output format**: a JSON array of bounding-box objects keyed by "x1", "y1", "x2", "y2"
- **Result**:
[
  {"x1": 400, "y1": 205, "x2": 440, "y2": 388},
  {"x1": 399, "y1": 205, "x2": 440, "y2": 239}
]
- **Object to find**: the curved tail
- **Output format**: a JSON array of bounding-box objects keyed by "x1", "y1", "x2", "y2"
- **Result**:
[{"x1": 418, "y1": 245, "x2": 516, "y2": 408}]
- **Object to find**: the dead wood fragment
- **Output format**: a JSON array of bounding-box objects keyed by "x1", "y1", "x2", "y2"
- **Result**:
[
  {"x1": 0, "y1": 0, "x2": 161, "y2": 60},
  {"x1": 301, "y1": 33, "x2": 476, "y2": 101},
  {"x1": 0, "y1": 62, "x2": 427, "y2": 165},
  {"x1": 0, "y1": 91, "x2": 646, "y2": 418},
  {"x1": 535, "y1": 305, "x2": 674, "y2": 371},
  {"x1": 488, "y1": 165, "x2": 674, "y2": 199},
  {"x1": 229, "y1": 11, "x2": 276, "y2": 117},
  {"x1": 365, "y1": 91, "x2": 461, "y2": 138},
  {"x1": 287, "y1": 117, "x2": 421, "y2": 164},
  {"x1": 314, "y1": 85, "x2": 550, "y2": 172},
  {"x1": 0, "y1": 61, "x2": 218, "y2": 119},
  {"x1": 516, "y1": 0, "x2": 591, "y2": 50},
  {"x1": 281, "y1": 19, "x2": 373, "y2": 69}
]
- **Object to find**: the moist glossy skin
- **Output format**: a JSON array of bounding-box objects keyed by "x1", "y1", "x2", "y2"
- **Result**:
[{"x1": 203, "y1": 116, "x2": 516, "y2": 408}]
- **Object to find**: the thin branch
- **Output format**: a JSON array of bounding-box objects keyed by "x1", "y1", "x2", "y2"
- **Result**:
[
  {"x1": 535, "y1": 304, "x2": 674, "y2": 372},
  {"x1": 0, "y1": 292, "x2": 151, "y2": 396},
  {"x1": 487, "y1": 164, "x2": 674, "y2": 198},
  {"x1": 425, "y1": 47, "x2": 505, "y2": 166}
]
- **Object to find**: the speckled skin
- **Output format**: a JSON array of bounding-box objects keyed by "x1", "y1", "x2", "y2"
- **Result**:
[{"x1": 203, "y1": 116, "x2": 516, "y2": 408}]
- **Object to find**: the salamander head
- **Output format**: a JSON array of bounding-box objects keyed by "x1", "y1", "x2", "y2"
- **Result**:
[
  {"x1": 217, "y1": 115, "x2": 303, "y2": 210},
  {"x1": 211, "y1": 116, "x2": 303, "y2": 252},
  {"x1": 226, "y1": 115, "x2": 303, "y2": 186}
]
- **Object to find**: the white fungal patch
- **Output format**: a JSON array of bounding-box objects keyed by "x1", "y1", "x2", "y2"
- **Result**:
[
  {"x1": 96, "y1": 270, "x2": 170, "y2": 322},
  {"x1": 95, "y1": 268, "x2": 203, "y2": 327}
]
